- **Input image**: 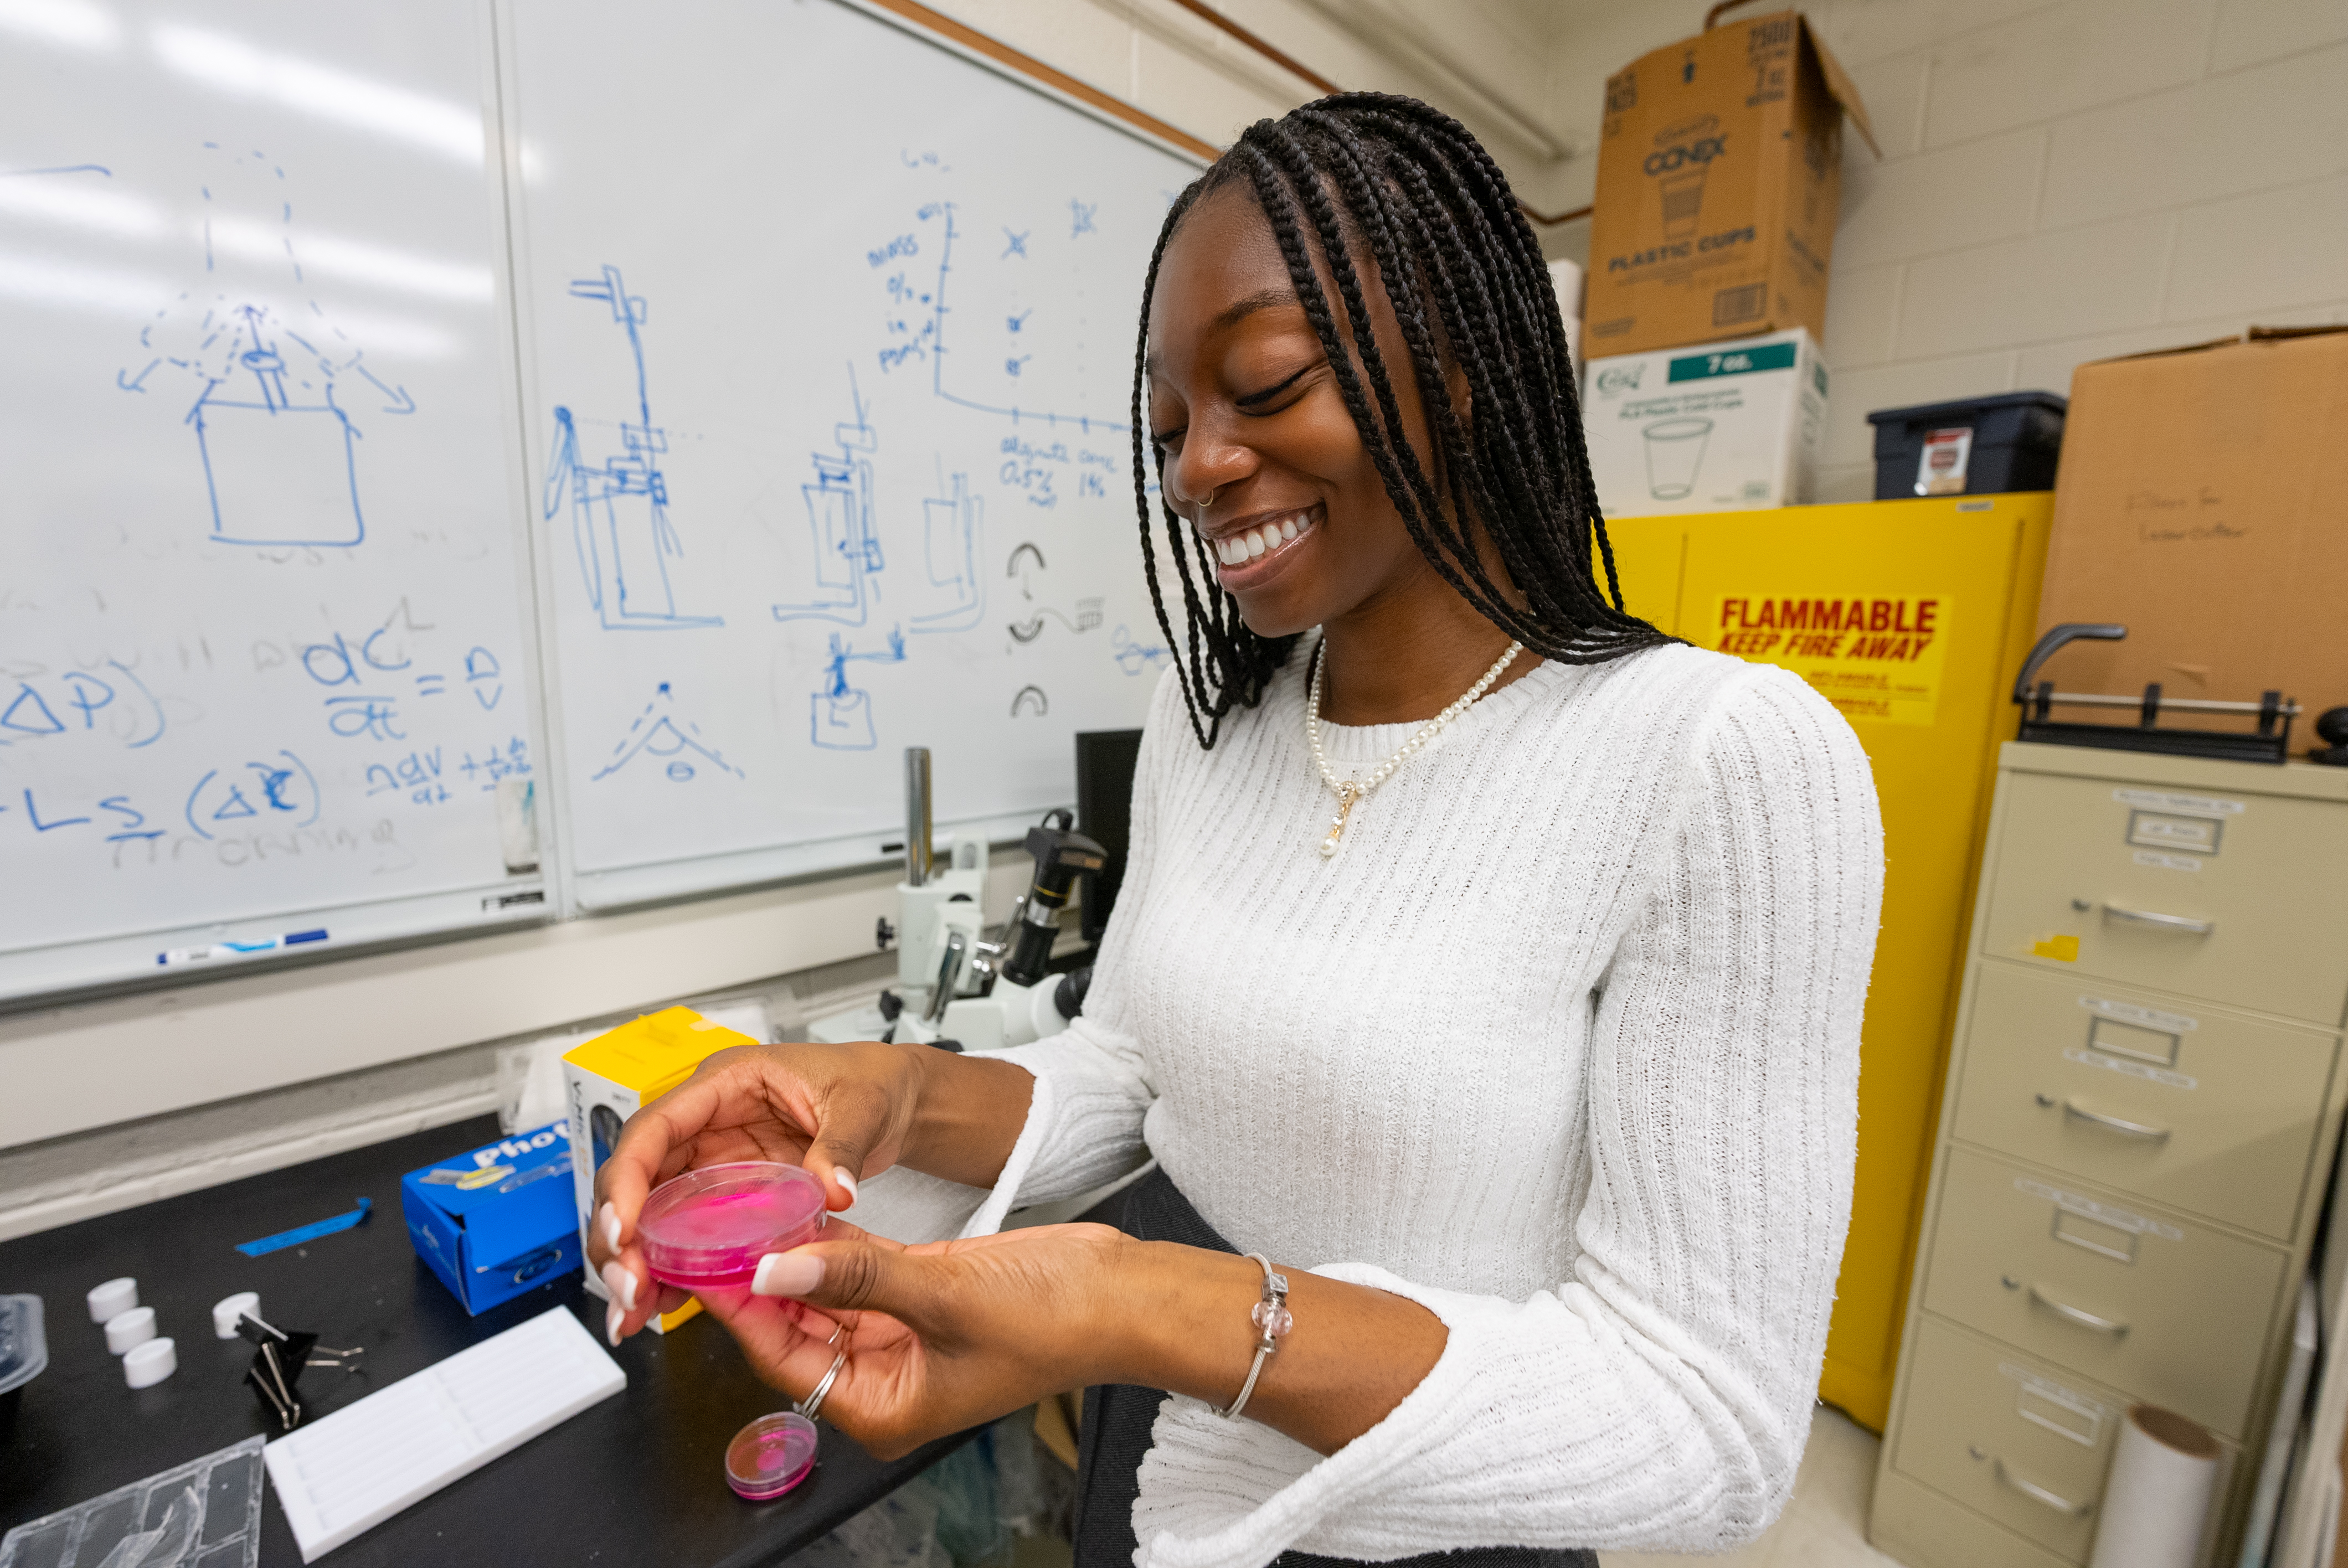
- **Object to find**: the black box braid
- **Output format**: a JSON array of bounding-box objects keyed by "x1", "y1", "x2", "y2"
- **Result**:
[{"x1": 1130, "y1": 93, "x2": 1669, "y2": 750}]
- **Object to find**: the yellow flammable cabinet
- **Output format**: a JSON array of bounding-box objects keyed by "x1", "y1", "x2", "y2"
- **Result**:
[{"x1": 1602, "y1": 493, "x2": 2054, "y2": 1430}]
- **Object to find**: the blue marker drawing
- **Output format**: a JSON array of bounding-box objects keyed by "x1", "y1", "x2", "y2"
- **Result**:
[
  {"x1": 1069, "y1": 199, "x2": 1097, "y2": 238},
  {"x1": 0, "y1": 685, "x2": 63, "y2": 737},
  {"x1": 465, "y1": 647, "x2": 505, "y2": 710},
  {"x1": 1001, "y1": 229, "x2": 1028, "y2": 259},
  {"x1": 19, "y1": 791, "x2": 91, "y2": 831},
  {"x1": 0, "y1": 666, "x2": 166, "y2": 749},
  {"x1": 774, "y1": 369, "x2": 983, "y2": 633},
  {"x1": 187, "y1": 304, "x2": 364, "y2": 547},
  {"x1": 1113, "y1": 623, "x2": 1171, "y2": 675},
  {"x1": 811, "y1": 628, "x2": 907, "y2": 751},
  {"x1": 775, "y1": 370, "x2": 885, "y2": 626},
  {"x1": 117, "y1": 149, "x2": 410, "y2": 548},
  {"x1": 183, "y1": 751, "x2": 321, "y2": 839},
  {"x1": 99, "y1": 796, "x2": 163, "y2": 842},
  {"x1": 545, "y1": 266, "x2": 722, "y2": 631},
  {"x1": 593, "y1": 682, "x2": 743, "y2": 782},
  {"x1": 912, "y1": 469, "x2": 984, "y2": 633},
  {"x1": 916, "y1": 203, "x2": 1127, "y2": 435}
]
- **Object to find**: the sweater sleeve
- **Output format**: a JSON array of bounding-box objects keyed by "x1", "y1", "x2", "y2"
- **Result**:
[
  {"x1": 1123, "y1": 666, "x2": 1885, "y2": 1566},
  {"x1": 952, "y1": 671, "x2": 1183, "y2": 1237}
]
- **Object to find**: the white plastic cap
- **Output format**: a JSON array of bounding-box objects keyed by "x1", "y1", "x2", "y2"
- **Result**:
[
  {"x1": 213, "y1": 1291, "x2": 261, "y2": 1340},
  {"x1": 86, "y1": 1277, "x2": 137, "y2": 1324},
  {"x1": 104, "y1": 1305, "x2": 157, "y2": 1355},
  {"x1": 124, "y1": 1336, "x2": 176, "y2": 1389}
]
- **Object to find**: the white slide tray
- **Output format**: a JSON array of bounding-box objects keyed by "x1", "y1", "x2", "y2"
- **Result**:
[{"x1": 263, "y1": 1305, "x2": 624, "y2": 1561}]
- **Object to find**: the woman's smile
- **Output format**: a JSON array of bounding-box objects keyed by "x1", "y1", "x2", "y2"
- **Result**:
[{"x1": 1200, "y1": 503, "x2": 1321, "y2": 587}]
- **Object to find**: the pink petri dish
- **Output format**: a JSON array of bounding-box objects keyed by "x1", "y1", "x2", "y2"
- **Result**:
[
  {"x1": 637, "y1": 1162, "x2": 827, "y2": 1292},
  {"x1": 726, "y1": 1410, "x2": 820, "y2": 1500}
]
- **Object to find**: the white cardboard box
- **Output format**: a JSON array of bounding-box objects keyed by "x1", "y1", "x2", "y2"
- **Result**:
[{"x1": 1581, "y1": 327, "x2": 1826, "y2": 517}]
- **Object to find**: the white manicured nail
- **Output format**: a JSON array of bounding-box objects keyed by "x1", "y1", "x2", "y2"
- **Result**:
[
  {"x1": 598, "y1": 1203, "x2": 621, "y2": 1254},
  {"x1": 605, "y1": 1303, "x2": 624, "y2": 1347},
  {"x1": 834, "y1": 1170, "x2": 857, "y2": 1205},
  {"x1": 600, "y1": 1261, "x2": 639, "y2": 1313},
  {"x1": 751, "y1": 1251, "x2": 825, "y2": 1298}
]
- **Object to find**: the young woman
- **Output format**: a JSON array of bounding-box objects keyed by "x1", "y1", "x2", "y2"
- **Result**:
[{"x1": 590, "y1": 94, "x2": 1882, "y2": 1567}]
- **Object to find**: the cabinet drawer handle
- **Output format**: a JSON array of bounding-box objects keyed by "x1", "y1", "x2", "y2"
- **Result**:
[
  {"x1": 2062, "y1": 1100, "x2": 2172, "y2": 1141},
  {"x1": 2028, "y1": 1283, "x2": 2130, "y2": 1336},
  {"x1": 2103, "y1": 903, "x2": 2214, "y2": 936},
  {"x1": 1994, "y1": 1458, "x2": 2093, "y2": 1517}
]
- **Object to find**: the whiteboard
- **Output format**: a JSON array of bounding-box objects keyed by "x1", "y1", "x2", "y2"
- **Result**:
[
  {"x1": 0, "y1": 0, "x2": 542, "y2": 998},
  {"x1": 502, "y1": 0, "x2": 1198, "y2": 907}
]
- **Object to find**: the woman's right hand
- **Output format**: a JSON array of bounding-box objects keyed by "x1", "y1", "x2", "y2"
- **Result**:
[{"x1": 585, "y1": 1039, "x2": 928, "y2": 1343}]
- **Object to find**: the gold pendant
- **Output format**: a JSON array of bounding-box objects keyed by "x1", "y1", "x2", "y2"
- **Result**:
[{"x1": 1318, "y1": 783, "x2": 1360, "y2": 859}]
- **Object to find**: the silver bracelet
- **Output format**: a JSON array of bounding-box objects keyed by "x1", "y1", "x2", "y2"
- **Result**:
[{"x1": 1213, "y1": 1253, "x2": 1293, "y2": 1421}]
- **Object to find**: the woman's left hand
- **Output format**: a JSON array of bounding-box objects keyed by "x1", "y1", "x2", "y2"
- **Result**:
[{"x1": 691, "y1": 1218, "x2": 1136, "y2": 1459}]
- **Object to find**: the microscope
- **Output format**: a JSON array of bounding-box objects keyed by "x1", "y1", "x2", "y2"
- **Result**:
[{"x1": 806, "y1": 747, "x2": 1101, "y2": 1053}]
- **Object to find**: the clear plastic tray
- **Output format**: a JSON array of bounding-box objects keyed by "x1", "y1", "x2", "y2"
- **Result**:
[{"x1": 0, "y1": 1294, "x2": 46, "y2": 1399}]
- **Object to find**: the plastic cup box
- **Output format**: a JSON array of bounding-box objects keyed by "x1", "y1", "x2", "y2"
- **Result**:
[{"x1": 637, "y1": 1163, "x2": 826, "y2": 1292}]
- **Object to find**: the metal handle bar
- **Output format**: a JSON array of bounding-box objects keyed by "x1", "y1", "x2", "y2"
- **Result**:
[
  {"x1": 2062, "y1": 1101, "x2": 2172, "y2": 1141},
  {"x1": 2103, "y1": 904, "x2": 2214, "y2": 935},
  {"x1": 2028, "y1": 1284, "x2": 2129, "y2": 1336},
  {"x1": 1994, "y1": 1459, "x2": 2094, "y2": 1517}
]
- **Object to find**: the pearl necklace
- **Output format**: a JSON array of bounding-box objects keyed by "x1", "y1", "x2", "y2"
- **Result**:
[{"x1": 1305, "y1": 636, "x2": 1523, "y2": 858}]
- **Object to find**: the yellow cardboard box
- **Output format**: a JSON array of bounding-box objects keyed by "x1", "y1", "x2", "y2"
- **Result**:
[{"x1": 563, "y1": 1005, "x2": 755, "y2": 1333}]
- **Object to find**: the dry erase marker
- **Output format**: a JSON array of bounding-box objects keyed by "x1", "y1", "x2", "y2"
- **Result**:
[{"x1": 157, "y1": 929, "x2": 328, "y2": 966}]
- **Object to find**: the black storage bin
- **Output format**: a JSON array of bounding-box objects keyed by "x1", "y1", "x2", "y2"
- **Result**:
[{"x1": 1866, "y1": 390, "x2": 2067, "y2": 500}]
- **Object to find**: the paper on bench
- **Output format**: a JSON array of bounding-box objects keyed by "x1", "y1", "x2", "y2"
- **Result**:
[{"x1": 262, "y1": 1305, "x2": 624, "y2": 1562}]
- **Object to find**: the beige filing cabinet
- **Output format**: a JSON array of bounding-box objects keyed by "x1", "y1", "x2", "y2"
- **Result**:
[{"x1": 1872, "y1": 743, "x2": 2348, "y2": 1568}]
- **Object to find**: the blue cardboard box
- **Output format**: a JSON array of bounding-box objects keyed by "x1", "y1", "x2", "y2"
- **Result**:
[{"x1": 400, "y1": 1122, "x2": 581, "y2": 1315}]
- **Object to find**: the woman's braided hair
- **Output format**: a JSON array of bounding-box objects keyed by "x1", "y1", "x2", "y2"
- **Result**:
[{"x1": 1130, "y1": 92, "x2": 1667, "y2": 748}]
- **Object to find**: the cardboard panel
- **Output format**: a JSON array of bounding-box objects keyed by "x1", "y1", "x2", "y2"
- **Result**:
[{"x1": 2037, "y1": 328, "x2": 2348, "y2": 722}]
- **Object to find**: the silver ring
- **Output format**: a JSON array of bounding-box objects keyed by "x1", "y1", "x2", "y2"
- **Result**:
[
  {"x1": 797, "y1": 1349, "x2": 848, "y2": 1422},
  {"x1": 825, "y1": 1321, "x2": 846, "y2": 1347}
]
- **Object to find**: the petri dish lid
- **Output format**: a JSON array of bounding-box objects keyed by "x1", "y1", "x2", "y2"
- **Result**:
[
  {"x1": 726, "y1": 1410, "x2": 820, "y2": 1500},
  {"x1": 638, "y1": 1162, "x2": 827, "y2": 1288},
  {"x1": 0, "y1": 1294, "x2": 49, "y2": 1397}
]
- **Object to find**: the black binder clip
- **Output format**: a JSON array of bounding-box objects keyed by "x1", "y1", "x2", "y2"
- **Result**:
[{"x1": 236, "y1": 1313, "x2": 363, "y2": 1432}]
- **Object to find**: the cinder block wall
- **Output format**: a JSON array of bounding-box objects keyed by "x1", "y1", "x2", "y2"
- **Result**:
[
  {"x1": 916, "y1": 0, "x2": 2348, "y2": 503},
  {"x1": 1808, "y1": 0, "x2": 2348, "y2": 500}
]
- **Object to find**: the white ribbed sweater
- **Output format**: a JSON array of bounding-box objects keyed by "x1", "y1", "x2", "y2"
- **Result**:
[{"x1": 895, "y1": 640, "x2": 1883, "y2": 1565}]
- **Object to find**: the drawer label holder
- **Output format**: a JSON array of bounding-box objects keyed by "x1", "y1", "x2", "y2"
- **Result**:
[
  {"x1": 1999, "y1": 1362, "x2": 2109, "y2": 1446},
  {"x1": 2132, "y1": 849, "x2": 2203, "y2": 873},
  {"x1": 2112, "y1": 788, "x2": 2245, "y2": 818},
  {"x1": 2062, "y1": 1046, "x2": 2196, "y2": 1091},
  {"x1": 2127, "y1": 810, "x2": 2222, "y2": 855},
  {"x1": 2015, "y1": 1175, "x2": 2184, "y2": 1242},
  {"x1": 2078, "y1": 996, "x2": 2198, "y2": 1034}
]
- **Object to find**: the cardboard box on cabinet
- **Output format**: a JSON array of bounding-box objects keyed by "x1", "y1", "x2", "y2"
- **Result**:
[
  {"x1": 2036, "y1": 327, "x2": 2348, "y2": 723},
  {"x1": 1583, "y1": 326, "x2": 1825, "y2": 516},
  {"x1": 1583, "y1": 10, "x2": 1875, "y2": 360}
]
